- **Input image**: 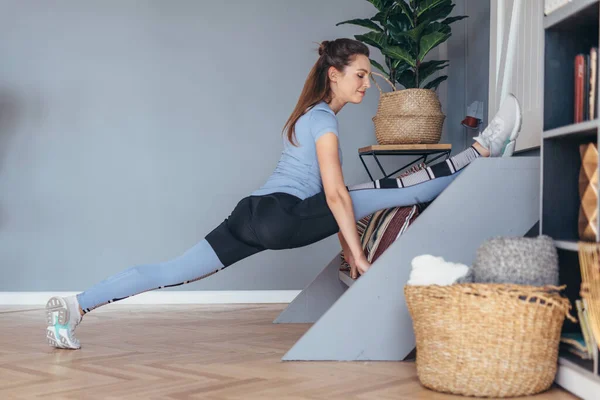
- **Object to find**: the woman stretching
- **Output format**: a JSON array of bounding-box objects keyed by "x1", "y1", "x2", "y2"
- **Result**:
[{"x1": 46, "y1": 38, "x2": 521, "y2": 349}]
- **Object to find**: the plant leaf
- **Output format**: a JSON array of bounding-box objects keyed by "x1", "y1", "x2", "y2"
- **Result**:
[
  {"x1": 417, "y1": 0, "x2": 454, "y2": 25},
  {"x1": 418, "y1": 29, "x2": 450, "y2": 61},
  {"x1": 336, "y1": 18, "x2": 383, "y2": 32},
  {"x1": 386, "y1": 17, "x2": 412, "y2": 34},
  {"x1": 416, "y1": 0, "x2": 449, "y2": 17},
  {"x1": 385, "y1": 11, "x2": 417, "y2": 55},
  {"x1": 367, "y1": 0, "x2": 387, "y2": 11},
  {"x1": 383, "y1": 6, "x2": 413, "y2": 32},
  {"x1": 382, "y1": 45, "x2": 416, "y2": 67},
  {"x1": 394, "y1": 0, "x2": 415, "y2": 27},
  {"x1": 371, "y1": 11, "x2": 386, "y2": 24},
  {"x1": 355, "y1": 31, "x2": 388, "y2": 51},
  {"x1": 441, "y1": 15, "x2": 468, "y2": 25},
  {"x1": 403, "y1": 20, "x2": 429, "y2": 43},
  {"x1": 370, "y1": 59, "x2": 389, "y2": 77},
  {"x1": 388, "y1": 28, "x2": 417, "y2": 50},
  {"x1": 422, "y1": 21, "x2": 451, "y2": 37},
  {"x1": 397, "y1": 68, "x2": 417, "y2": 89},
  {"x1": 422, "y1": 75, "x2": 448, "y2": 90},
  {"x1": 391, "y1": 60, "x2": 411, "y2": 83},
  {"x1": 418, "y1": 60, "x2": 449, "y2": 83},
  {"x1": 393, "y1": 59, "x2": 411, "y2": 71}
]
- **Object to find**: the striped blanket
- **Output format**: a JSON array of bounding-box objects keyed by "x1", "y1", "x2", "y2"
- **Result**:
[{"x1": 340, "y1": 163, "x2": 428, "y2": 271}]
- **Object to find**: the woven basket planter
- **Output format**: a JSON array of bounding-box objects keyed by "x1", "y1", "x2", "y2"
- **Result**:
[
  {"x1": 371, "y1": 72, "x2": 445, "y2": 145},
  {"x1": 404, "y1": 283, "x2": 575, "y2": 398},
  {"x1": 372, "y1": 114, "x2": 443, "y2": 144}
]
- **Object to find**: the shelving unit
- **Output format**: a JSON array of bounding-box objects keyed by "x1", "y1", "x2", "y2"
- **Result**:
[
  {"x1": 543, "y1": 119, "x2": 598, "y2": 139},
  {"x1": 554, "y1": 240, "x2": 580, "y2": 251},
  {"x1": 542, "y1": 1, "x2": 600, "y2": 397}
]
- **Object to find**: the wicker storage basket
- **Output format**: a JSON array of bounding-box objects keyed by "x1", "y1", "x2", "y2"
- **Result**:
[
  {"x1": 371, "y1": 72, "x2": 445, "y2": 145},
  {"x1": 404, "y1": 283, "x2": 575, "y2": 398}
]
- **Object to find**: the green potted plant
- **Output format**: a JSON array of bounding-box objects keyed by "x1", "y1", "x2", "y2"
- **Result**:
[{"x1": 337, "y1": 0, "x2": 467, "y2": 144}]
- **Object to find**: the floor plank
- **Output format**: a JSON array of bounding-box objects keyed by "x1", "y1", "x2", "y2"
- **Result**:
[{"x1": 0, "y1": 304, "x2": 578, "y2": 399}]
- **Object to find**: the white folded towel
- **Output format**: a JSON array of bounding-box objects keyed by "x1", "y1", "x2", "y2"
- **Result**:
[{"x1": 407, "y1": 255, "x2": 470, "y2": 286}]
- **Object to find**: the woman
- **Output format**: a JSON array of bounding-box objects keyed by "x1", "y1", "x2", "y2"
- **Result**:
[{"x1": 46, "y1": 38, "x2": 521, "y2": 350}]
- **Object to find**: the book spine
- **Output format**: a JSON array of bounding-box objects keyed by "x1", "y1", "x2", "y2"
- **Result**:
[
  {"x1": 585, "y1": 54, "x2": 590, "y2": 121},
  {"x1": 575, "y1": 54, "x2": 585, "y2": 123},
  {"x1": 590, "y1": 48, "x2": 598, "y2": 120}
]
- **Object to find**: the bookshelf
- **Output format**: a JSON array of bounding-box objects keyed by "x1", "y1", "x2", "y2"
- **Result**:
[{"x1": 542, "y1": 0, "x2": 600, "y2": 397}]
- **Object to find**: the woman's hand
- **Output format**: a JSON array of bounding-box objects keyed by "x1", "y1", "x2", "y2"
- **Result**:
[
  {"x1": 339, "y1": 233, "x2": 369, "y2": 279},
  {"x1": 351, "y1": 254, "x2": 371, "y2": 279}
]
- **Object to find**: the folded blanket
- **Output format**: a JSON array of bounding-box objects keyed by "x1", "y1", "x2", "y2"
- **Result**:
[{"x1": 407, "y1": 255, "x2": 472, "y2": 286}]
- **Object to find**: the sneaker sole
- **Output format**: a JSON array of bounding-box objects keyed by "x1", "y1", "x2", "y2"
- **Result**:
[
  {"x1": 46, "y1": 327, "x2": 65, "y2": 348},
  {"x1": 46, "y1": 296, "x2": 80, "y2": 350},
  {"x1": 502, "y1": 93, "x2": 523, "y2": 157}
]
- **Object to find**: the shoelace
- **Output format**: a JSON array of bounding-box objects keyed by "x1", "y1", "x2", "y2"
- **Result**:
[
  {"x1": 476, "y1": 117, "x2": 504, "y2": 152},
  {"x1": 485, "y1": 118, "x2": 504, "y2": 140}
]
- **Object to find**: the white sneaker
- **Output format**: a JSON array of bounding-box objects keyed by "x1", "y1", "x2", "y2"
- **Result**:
[
  {"x1": 46, "y1": 296, "x2": 82, "y2": 349},
  {"x1": 474, "y1": 93, "x2": 522, "y2": 157}
]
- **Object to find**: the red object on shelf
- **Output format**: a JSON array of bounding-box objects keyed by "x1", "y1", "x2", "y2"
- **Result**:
[{"x1": 461, "y1": 116, "x2": 481, "y2": 129}]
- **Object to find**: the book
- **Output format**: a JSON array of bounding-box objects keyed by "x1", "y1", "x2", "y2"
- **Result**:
[
  {"x1": 590, "y1": 48, "x2": 597, "y2": 120},
  {"x1": 576, "y1": 299, "x2": 596, "y2": 357},
  {"x1": 575, "y1": 54, "x2": 585, "y2": 123},
  {"x1": 573, "y1": 48, "x2": 599, "y2": 123}
]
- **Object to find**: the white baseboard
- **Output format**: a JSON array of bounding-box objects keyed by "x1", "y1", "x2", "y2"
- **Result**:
[{"x1": 0, "y1": 290, "x2": 301, "y2": 305}]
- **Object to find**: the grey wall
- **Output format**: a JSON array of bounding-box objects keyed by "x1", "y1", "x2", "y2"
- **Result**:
[
  {"x1": 0, "y1": 0, "x2": 384, "y2": 291},
  {"x1": 439, "y1": 0, "x2": 491, "y2": 154},
  {"x1": 0, "y1": 1, "x2": 489, "y2": 292}
]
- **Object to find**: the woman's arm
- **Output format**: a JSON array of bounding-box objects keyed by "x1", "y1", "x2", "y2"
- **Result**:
[
  {"x1": 316, "y1": 132, "x2": 370, "y2": 277},
  {"x1": 338, "y1": 232, "x2": 352, "y2": 262},
  {"x1": 338, "y1": 231, "x2": 362, "y2": 279}
]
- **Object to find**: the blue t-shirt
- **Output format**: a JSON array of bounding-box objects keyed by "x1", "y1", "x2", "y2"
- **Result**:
[{"x1": 251, "y1": 101, "x2": 342, "y2": 200}]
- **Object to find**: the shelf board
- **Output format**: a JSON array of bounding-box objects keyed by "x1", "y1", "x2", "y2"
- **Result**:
[
  {"x1": 359, "y1": 144, "x2": 452, "y2": 152},
  {"x1": 358, "y1": 144, "x2": 452, "y2": 155},
  {"x1": 556, "y1": 355, "x2": 600, "y2": 398},
  {"x1": 555, "y1": 240, "x2": 580, "y2": 251},
  {"x1": 544, "y1": 0, "x2": 599, "y2": 29},
  {"x1": 543, "y1": 120, "x2": 598, "y2": 139}
]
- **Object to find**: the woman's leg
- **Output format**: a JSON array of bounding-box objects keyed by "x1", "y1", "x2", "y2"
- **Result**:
[
  {"x1": 46, "y1": 196, "x2": 265, "y2": 350},
  {"x1": 76, "y1": 239, "x2": 229, "y2": 314},
  {"x1": 349, "y1": 145, "x2": 481, "y2": 220}
]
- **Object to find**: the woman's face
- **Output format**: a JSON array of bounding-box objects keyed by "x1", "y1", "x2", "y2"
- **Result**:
[{"x1": 329, "y1": 54, "x2": 372, "y2": 105}]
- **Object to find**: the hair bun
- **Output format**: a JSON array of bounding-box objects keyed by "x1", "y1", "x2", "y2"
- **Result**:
[{"x1": 318, "y1": 40, "x2": 330, "y2": 56}]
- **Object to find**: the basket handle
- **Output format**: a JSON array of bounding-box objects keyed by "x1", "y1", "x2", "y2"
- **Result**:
[{"x1": 370, "y1": 71, "x2": 396, "y2": 95}]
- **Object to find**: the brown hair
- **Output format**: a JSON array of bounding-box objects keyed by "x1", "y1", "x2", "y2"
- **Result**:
[{"x1": 282, "y1": 38, "x2": 369, "y2": 146}]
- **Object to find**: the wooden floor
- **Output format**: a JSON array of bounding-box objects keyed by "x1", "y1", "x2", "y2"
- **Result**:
[{"x1": 0, "y1": 304, "x2": 578, "y2": 399}]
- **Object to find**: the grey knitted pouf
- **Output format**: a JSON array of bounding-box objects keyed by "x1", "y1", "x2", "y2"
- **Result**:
[
  {"x1": 472, "y1": 235, "x2": 559, "y2": 286},
  {"x1": 456, "y1": 267, "x2": 474, "y2": 283}
]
